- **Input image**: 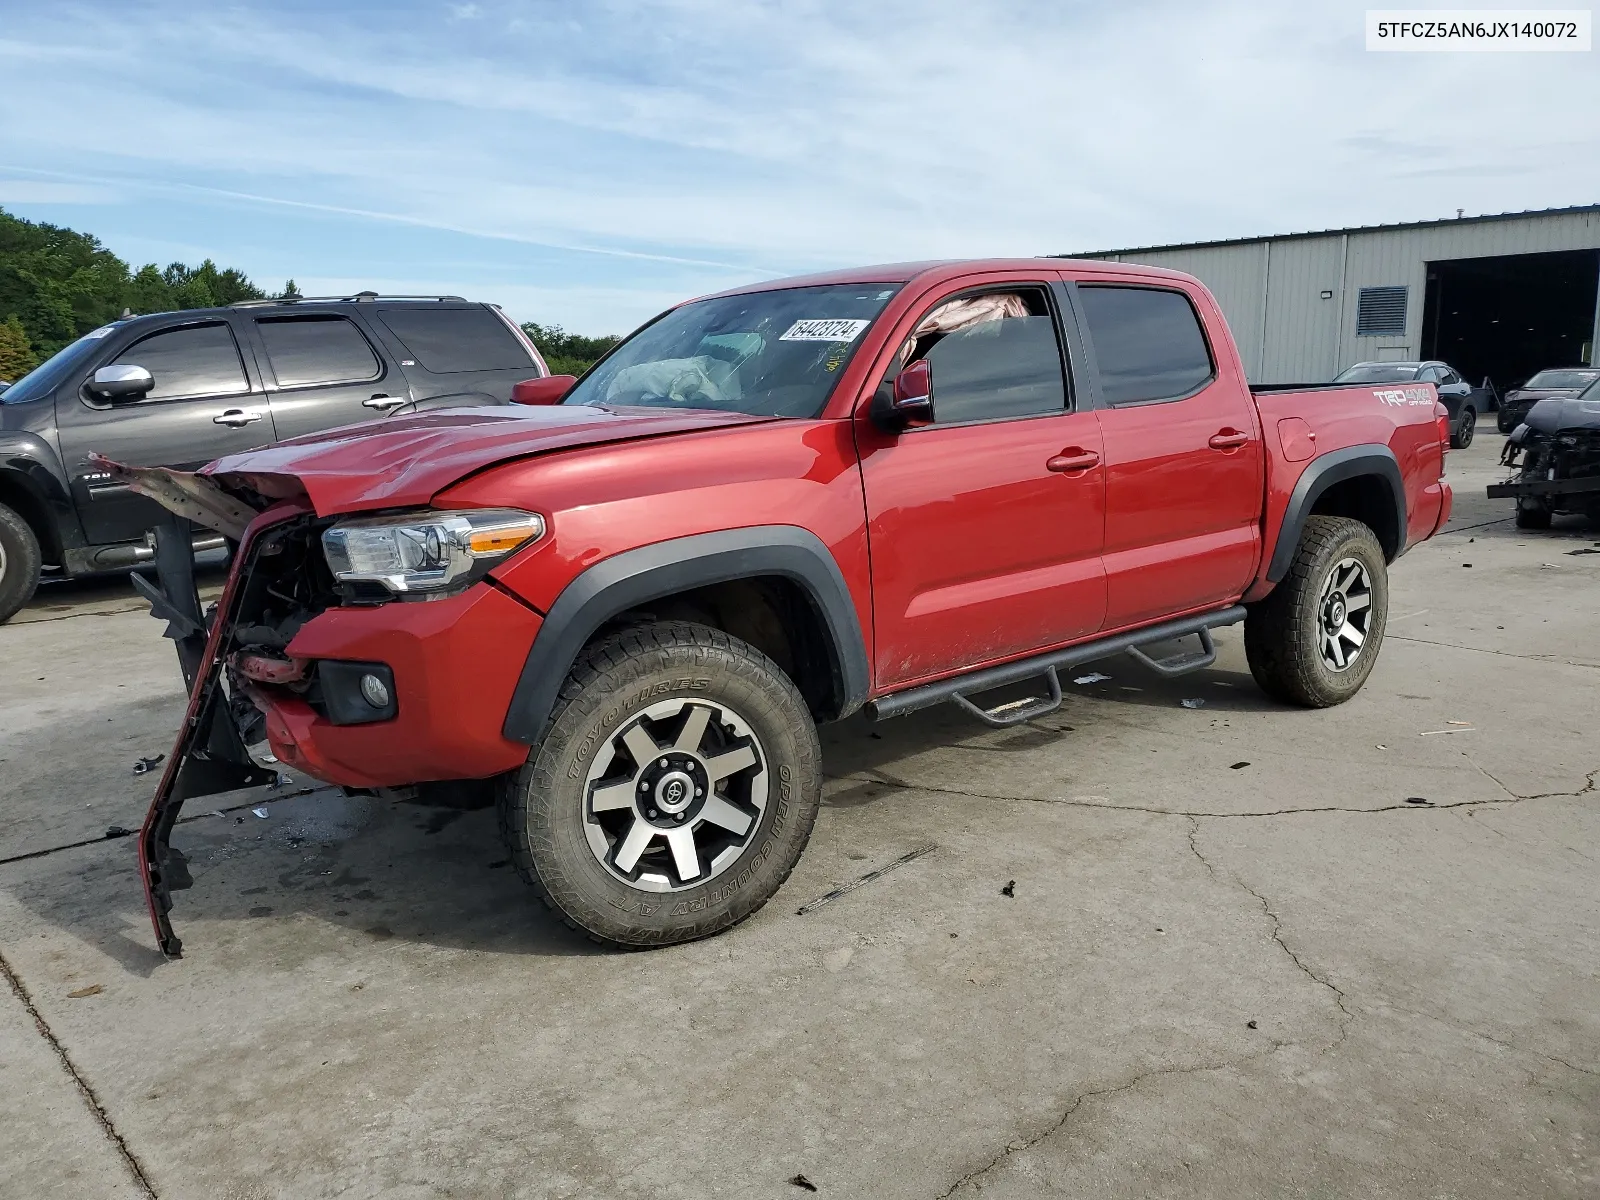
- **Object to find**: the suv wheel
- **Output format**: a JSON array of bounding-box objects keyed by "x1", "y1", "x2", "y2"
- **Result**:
[
  {"x1": 500, "y1": 621, "x2": 821, "y2": 948},
  {"x1": 0, "y1": 502, "x2": 42, "y2": 624},
  {"x1": 1515, "y1": 499, "x2": 1552, "y2": 530},
  {"x1": 1450, "y1": 406, "x2": 1476, "y2": 449},
  {"x1": 1245, "y1": 516, "x2": 1389, "y2": 708}
]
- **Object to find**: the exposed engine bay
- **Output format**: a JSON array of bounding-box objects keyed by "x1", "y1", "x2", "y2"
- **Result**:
[{"x1": 1490, "y1": 396, "x2": 1600, "y2": 525}]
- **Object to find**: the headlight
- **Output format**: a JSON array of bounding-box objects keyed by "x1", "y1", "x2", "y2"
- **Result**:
[{"x1": 321, "y1": 508, "x2": 544, "y2": 596}]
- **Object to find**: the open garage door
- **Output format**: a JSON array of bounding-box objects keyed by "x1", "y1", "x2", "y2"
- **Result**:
[{"x1": 1422, "y1": 249, "x2": 1600, "y2": 394}]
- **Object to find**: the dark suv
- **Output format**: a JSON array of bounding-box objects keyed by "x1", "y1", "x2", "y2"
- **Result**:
[{"x1": 0, "y1": 293, "x2": 548, "y2": 621}]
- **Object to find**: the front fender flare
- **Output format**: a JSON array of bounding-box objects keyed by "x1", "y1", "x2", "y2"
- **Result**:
[{"x1": 500, "y1": 526, "x2": 869, "y2": 744}]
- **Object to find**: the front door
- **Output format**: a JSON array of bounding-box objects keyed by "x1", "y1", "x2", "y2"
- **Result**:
[
  {"x1": 1072, "y1": 281, "x2": 1263, "y2": 629},
  {"x1": 858, "y1": 281, "x2": 1107, "y2": 690},
  {"x1": 55, "y1": 318, "x2": 277, "y2": 545}
]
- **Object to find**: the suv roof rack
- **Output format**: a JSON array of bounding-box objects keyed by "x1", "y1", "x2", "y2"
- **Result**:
[{"x1": 228, "y1": 291, "x2": 467, "y2": 308}]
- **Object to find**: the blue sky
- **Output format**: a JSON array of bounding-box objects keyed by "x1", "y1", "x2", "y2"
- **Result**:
[{"x1": 1, "y1": 0, "x2": 1596, "y2": 334}]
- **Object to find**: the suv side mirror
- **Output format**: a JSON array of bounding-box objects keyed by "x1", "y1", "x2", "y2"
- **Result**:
[
  {"x1": 511, "y1": 375, "x2": 577, "y2": 405},
  {"x1": 90, "y1": 364, "x2": 154, "y2": 401},
  {"x1": 870, "y1": 359, "x2": 935, "y2": 431}
]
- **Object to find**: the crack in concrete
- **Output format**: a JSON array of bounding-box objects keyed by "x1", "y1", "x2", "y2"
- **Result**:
[
  {"x1": 0, "y1": 947, "x2": 158, "y2": 1198},
  {"x1": 827, "y1": 766, "x2": 1600, "y2": 821},
  {"x1": 933, "y1": 1052, "x2": 1267, "y2": 1199},
  {"x1": 1387, "y1": 634, "x2": 1600, "y2": 669}
]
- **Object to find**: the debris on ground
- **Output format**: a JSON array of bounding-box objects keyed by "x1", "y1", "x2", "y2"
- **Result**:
[
  {"x1": 1180, "y1": 698, "x2": 1206, "y2": 709},
  {"x1": 789, "y1": 1175, "x2": 819, "y2": 1192},
  {"x1": 1419, "y1": 728, "x2": 1473, "y2": 736},
  {"x1": 1230, "y1": 761, "x2": 1250, "y2": 769},
  {"x1": 1376, "y1": 744, "x2": 1388, "y2": 750},
  {"x1": 251, "y1": 806, "x2": 269, "y2": 818},
  {"x1": 1405, "y1": 797, "x2": 1434, "y2": 806},
  {"x1": 212, "y1": 810, "x2": 228, "y2": 819},
  {"x1": 1247, "y1": 1020, "x2": 1258, "y2": 1029},
  {"x1": 1073, "y1": 672, "x2": 1112, "y2": 685},
  {"x1": 66, "y1": 984, "x2": 103, "y2": 998},
  {"x1": 1462, "y1": 563, "x2": 1472, "y2": 568},
  {"x1": 269, "y1": 772, "x2": 292, "y2": 790},
  {"x1": 1001, "y1": 880, "x2": 1016, "y2": 897},
  {"x1": 103, "y1": 825, "x2": 132, "y2": 840},
  {"x1": 794, "y1": 844, "x2": 937, "y2": 916},
  {"x1": 1447, "y1": 720, "x2": 1473, "y2": 727},
  {"x1": 131, "y1": 754, "x2": 165, "y2": 775},
  {"x1": 1570, "y1": 547, "x2": 1600, "y2": 556}
]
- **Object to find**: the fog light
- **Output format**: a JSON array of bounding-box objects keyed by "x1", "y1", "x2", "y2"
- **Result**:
[{"x1": 359, "y1": 673, "x2": 391, "y2": 709}]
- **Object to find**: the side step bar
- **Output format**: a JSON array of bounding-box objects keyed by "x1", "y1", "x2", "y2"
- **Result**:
[{"x1": 866, "y1": 606, "x2": 1247, "y2": 725}]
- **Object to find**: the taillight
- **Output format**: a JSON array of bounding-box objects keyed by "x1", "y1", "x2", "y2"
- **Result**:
[{"x1": 1435, "y1": 401, "x2": 1451, "y2": 453}]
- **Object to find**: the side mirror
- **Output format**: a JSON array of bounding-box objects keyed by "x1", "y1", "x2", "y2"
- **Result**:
[
  {"x1": 90, "y1": 364, "x2": 154, "y2": 401},
  {"x1": 511, "y1": 375, "x2": 577, "y2": 405},
  {"x1": 870, "y1": 359, "x2": 935, "y2": 431}
]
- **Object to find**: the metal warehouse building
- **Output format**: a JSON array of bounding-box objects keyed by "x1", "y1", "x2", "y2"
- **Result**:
[{"x1": 1074, "y1": 204, "x2": 1600, "y2": 390}]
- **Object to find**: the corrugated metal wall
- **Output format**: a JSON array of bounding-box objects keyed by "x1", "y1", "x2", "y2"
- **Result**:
[{"x1": 1094, "y1": 209, "x2": 1600, "y2": 383}]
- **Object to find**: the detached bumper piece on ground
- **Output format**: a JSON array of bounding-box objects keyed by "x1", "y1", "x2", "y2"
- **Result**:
[{"x1": 1489, "y1": 397, "x2": 1600, "y2": 529}]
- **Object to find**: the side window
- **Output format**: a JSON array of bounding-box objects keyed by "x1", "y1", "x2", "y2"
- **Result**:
[
  {"x1": 376, "y1": 307, "x2": 535, "y2": 373},
  {"x1": 256, "y1": 316, "x2": 381, "y2": 388},
  {"x1": 112, "y1": 322, "x2": 248, "y2": 401},
  {"x1": 1077, "y1": 285, "x2": 1214, "y2": 405},
  {"x1": 1418, "y1": 366, "x2": 1443, "y2": 383},
  {"x1": 894, "y1": 288, "x2": 1067, "y2": 425}
]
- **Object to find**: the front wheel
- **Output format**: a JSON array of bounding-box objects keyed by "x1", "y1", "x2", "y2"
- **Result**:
[
  {"x1": 1451, "y1": 406, "x2": 1476, "y2": 449},
  {"x1": 500, "y1": 621, "x2": 821, "y2": 948},
  {"x1": 0, "y1": 502, "x2": 42, "y2": 624},
  {"x1": 1245, "y1": 516, "x2": 1390, "y2": 708}
]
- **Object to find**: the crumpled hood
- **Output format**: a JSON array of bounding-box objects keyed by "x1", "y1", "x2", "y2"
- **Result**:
[
  {"x1": 201, "y1": 404, "x2": 774, "y2": 515},
  {"x1": 1524, "y1": 396, "x2": 1600, "y2": 435}
]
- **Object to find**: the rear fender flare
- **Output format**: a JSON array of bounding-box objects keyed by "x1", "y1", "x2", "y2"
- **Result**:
[
  {"x1": 1267, "y1": 444, "x2": 1405, "y2": 582},
  {"x1": 501, "y1": 526, "x2": 869, "y2": 744}
]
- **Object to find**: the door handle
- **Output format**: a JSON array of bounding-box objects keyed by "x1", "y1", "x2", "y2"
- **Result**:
[
  {"x1": 1208, "y1": 429, "x2": 1250, "y2": 450},
  {"x1": 363, "y1": 394, "x2": 407, "y2": 411},
  {"x1": 1046, "y1": 448, "x2": 1100, "y2": 473},
  {"x1": 213, "y1": 409, "x2": 264, "y2": 427}
]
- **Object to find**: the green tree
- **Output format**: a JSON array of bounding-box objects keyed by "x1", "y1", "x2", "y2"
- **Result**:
[
  {"x1": 0, "y1": 206, "x2": 271, "y2": 359},
  {"x1": 0, "y1": 314, "x2": 37, "y2": 379},
  {"x1": 520, "y1": 321, "x2": 621, "y2": 376},
  {"x1": 280, "y1": 278, "x2": 301, "y2": 299}
]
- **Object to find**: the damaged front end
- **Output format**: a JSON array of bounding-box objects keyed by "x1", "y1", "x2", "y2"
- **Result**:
[
  {"x1": 94, "y1": 458, "x2": 337, "y2": 958},
  {"x1": 1488, "y1": 397, "x2": 1600, "y2": 525}
]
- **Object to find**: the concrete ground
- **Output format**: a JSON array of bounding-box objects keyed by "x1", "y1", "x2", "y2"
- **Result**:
[{"x1": 1, "y1": 438, "x2": 1595, "y2": 1199}]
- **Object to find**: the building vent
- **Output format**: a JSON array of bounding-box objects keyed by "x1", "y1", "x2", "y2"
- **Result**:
[{"x1": 1355, "y1": 286, "x2": 1408, "y2": 336}]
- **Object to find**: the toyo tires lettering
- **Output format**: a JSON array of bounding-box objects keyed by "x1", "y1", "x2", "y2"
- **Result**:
[{"x1": 568, "y1": 676, "x2": 712, "y2": 778}]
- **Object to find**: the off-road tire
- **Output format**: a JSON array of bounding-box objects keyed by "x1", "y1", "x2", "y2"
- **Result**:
[
  {"x1": 1450, "y1": 406, "x2": 1476, "y2": 449},
  {"x1": 1514, "y1": 500, "x2": 1552, "y2": 530},
  {"x1": 1244, "y1": 516, "x2": 1389, "y2": 708},
  {"x1": 0, "y1": 502, "x2": 42, "y2": 624},
  {"x1": 499, "y1": 621, "x2": 821, "y2": 948}
]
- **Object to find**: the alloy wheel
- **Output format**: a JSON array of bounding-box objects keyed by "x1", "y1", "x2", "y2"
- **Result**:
[
  {"x1": 1317, "y1": 557, "x2": 1373, "y2": 672},
  {"x1": 582, "y1": 697, "x2": 768, "y2": 892}
]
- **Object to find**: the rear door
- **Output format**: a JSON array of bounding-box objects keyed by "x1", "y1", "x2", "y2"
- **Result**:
[
  {"x1": 858, "y1": 278, "x2": 1106, "y2": 689},
  {"x1": 372, "y1": 305, "x2": 544, "y2": 405},
  {"x1": 54, "y1": 317, "x2": 276, "y2": 545},
  {"x1": 248, "y1": 312, "x2": 408, "y2": 440},
  {"x1": 1069, "y1": 279, "x2": 1263, "y2": 629}
]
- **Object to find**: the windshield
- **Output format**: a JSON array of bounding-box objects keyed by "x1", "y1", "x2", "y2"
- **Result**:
[
  {"x1": 563, "y1": 284, "x2": 899, "y2": 418},
  {"x1": 1334, "y1": 364, "x2": 1420, "y2": 384},
  {"x1": 0, "y1": 323, "x2": 123, "y2": 405},
  {"x1": 1526, "y1": 369, "x2": 1599, "y2": 390}
]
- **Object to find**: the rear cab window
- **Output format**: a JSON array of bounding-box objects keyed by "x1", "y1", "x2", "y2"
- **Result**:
[
  {"x1": 377, "y1": 307, "x2": 535, "y2": 373},
  {"x1": 1076, "y1": 285, "x2": 1215, "y2": 405},
  {"x1": 255, "y1": 315, "x2": 382, "y2": 388}
]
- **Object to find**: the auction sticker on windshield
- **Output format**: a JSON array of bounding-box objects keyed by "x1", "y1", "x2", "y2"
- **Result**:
[{"x1": 780, "y1": 318, "x2": 871, "y2": 342}]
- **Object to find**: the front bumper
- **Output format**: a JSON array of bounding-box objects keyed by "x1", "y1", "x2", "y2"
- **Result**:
[{"x1": 255, "y1": 584, "x2": 542, "y2": 789}]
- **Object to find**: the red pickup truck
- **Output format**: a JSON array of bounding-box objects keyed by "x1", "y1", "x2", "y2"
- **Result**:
[{"x1": 113, "y1": 258, "x2": 1452, "y2": 956}]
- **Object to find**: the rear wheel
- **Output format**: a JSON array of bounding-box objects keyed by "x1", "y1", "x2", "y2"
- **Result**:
[
  {"x1": 499, "y1": 621, "x2": 821, "y2": 948},
  {"x1": 0, "y1": 502, "x2": 42, "y2": 624},
  {"x1": 1451, "y1": 406, "x2": 1476, "y2": 449},
  {"x1": 1245, "y1": 516, "x2": 1389, "y2": 708}
]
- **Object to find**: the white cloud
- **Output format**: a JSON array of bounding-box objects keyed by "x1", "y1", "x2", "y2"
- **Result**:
[{"x1": 0, "y1": 179, "x2": 114, "y2": 205}]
